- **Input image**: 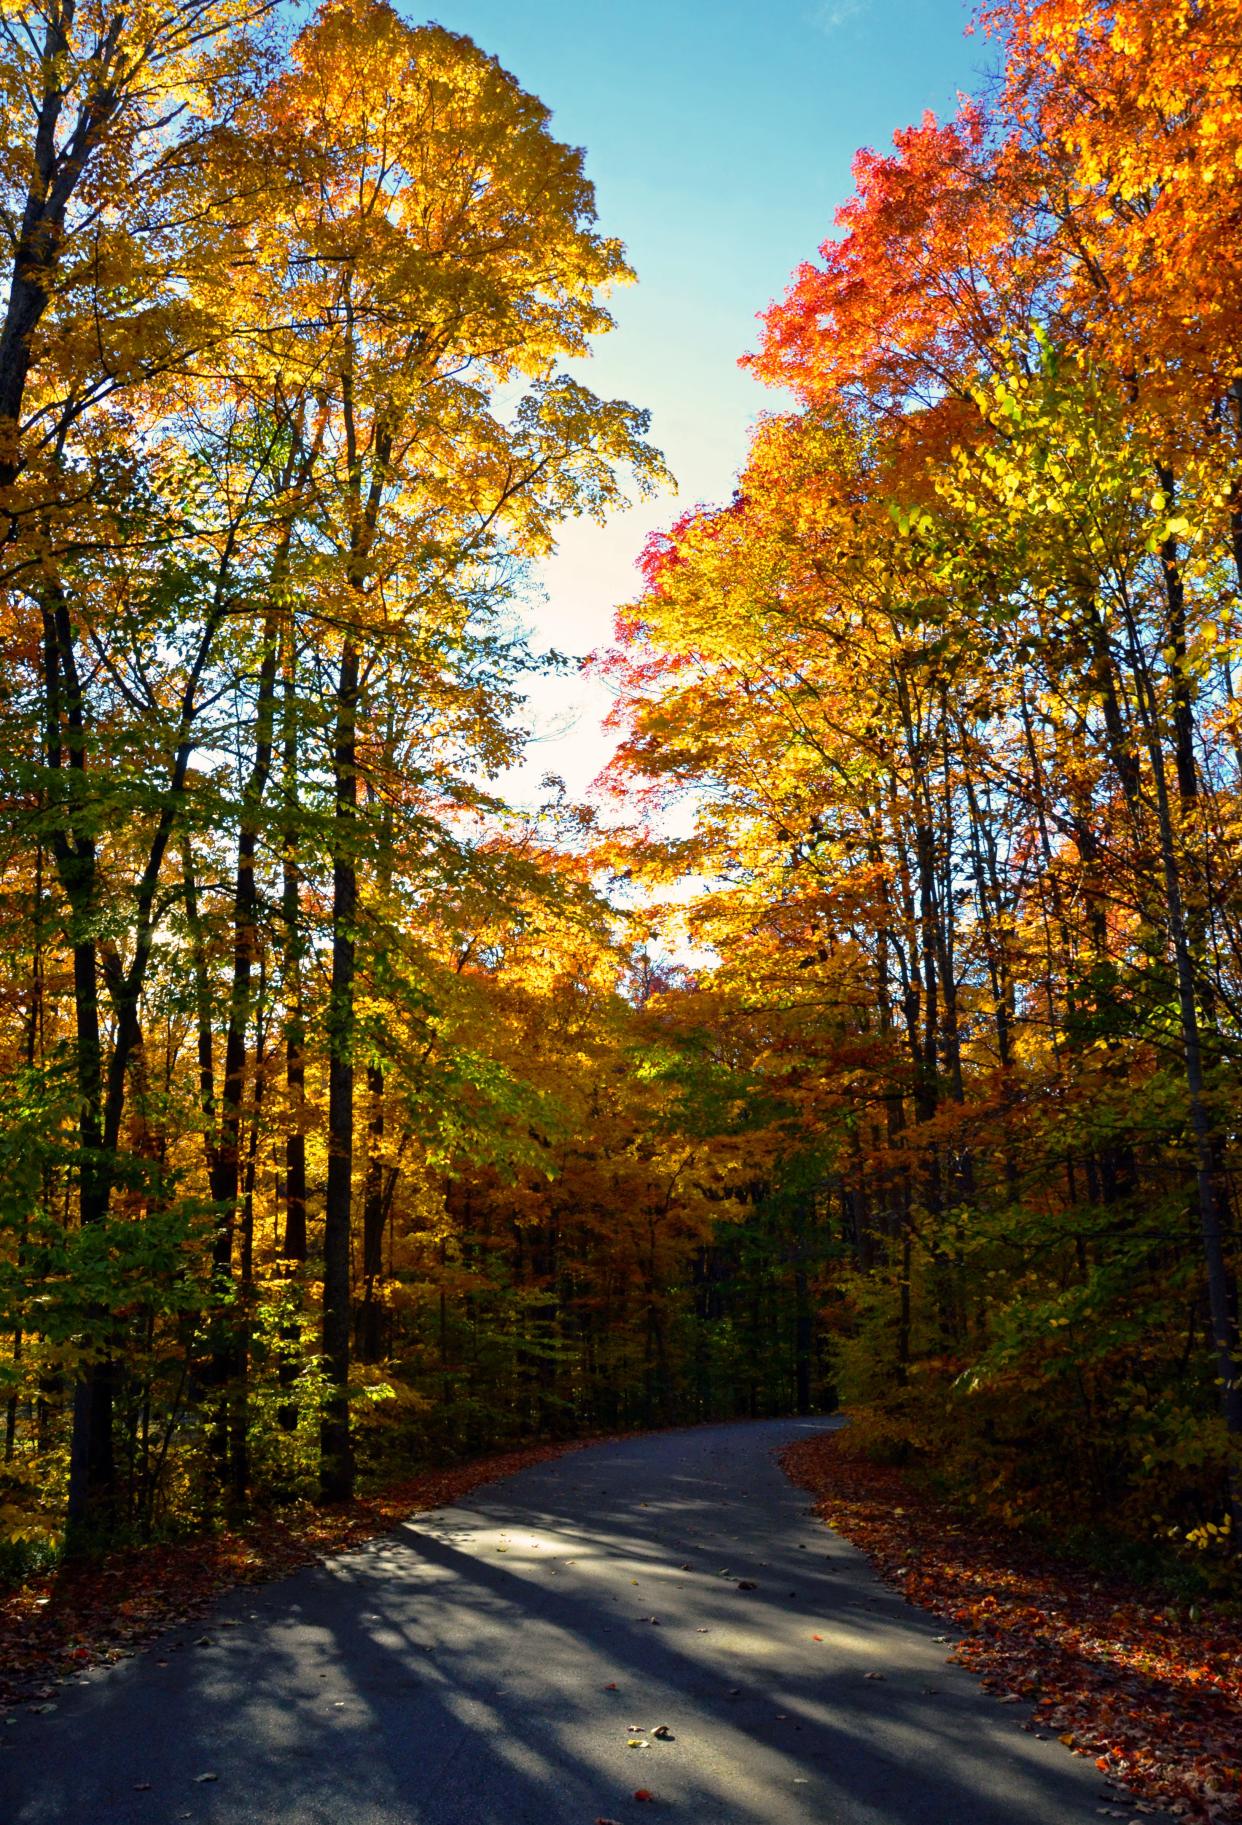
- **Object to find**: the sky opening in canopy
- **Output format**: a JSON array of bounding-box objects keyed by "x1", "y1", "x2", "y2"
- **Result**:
[{"x1": 429, "y1": 0, "x2": 990, "y2": 801}]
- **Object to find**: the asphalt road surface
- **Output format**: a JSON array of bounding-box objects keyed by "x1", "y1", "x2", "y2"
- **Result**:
[{"x1": 2, "y1": 1417, "x2": 1118, "y2": 1825}]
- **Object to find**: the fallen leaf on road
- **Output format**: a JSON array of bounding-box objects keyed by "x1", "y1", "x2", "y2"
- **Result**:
[
  {"x1": 864, "y1": 1672, "x2": 886, "y2": 1681},
  {"x1": 603, "y1": 1682, "x2": 618, "y2": 1691},
  {"x1": 652, "y1": 1724, "x2": 673, "y2": 1740},
  {"x1": 736, "y1": 1579, "x2": 758, "y2": 1591},
  {"x1": 811, "y1": 1634, "x2": 823, "y2": 1641},
  {"x1": 634, "y1": 1790, "x2": 655, "y2": 1802},
  {"x1": 194, "y1": 1772, "x2": 219, "y2": 1783}
]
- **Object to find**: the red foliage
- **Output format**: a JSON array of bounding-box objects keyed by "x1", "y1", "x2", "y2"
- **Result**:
[
  {"x1": 746, "y1": 104, "x2": 1033, "y2": 414},
  {"x1": 782, "y1": 1432, "x2": 1242, "y2": 1824}
]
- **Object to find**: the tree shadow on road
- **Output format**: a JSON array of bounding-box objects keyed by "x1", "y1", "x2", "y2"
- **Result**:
[{"x1": 0, "y1": 1419, "x2": 1117, "y2": 1825}]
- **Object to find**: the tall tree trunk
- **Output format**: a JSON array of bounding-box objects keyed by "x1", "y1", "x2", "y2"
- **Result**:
[
  {"x1": 318, "y1": 305, "x2": 387, "y2": 1499},
  {"x1": 211, "y1": 610, "x2": 280, "y2": 1262},
  {"x1": 209, "y1": 609, "x2": 280, "y2": 1494},
  {"x1": 230, "y1": 963, "x2": 267, "y2": 1507},
  {"x1": 40, "y1": 588, "x2": 114, "y2": 1539},
  {"x1": 320, "y1": 635, "x2": 359, "y2": 1501},
  {"x1": 276, "y1": 631, "x2": 307, "y2": 1433},
  {"x1": 281, "y1": 632, "x2": 308, "y2": 1266},
  {"x1": 357, "y1": 725, "x2": 396, "y2": 1365}
]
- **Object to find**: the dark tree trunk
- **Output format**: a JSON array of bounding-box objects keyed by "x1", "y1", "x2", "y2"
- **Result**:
[
  {"x1": 281, "y1": 638, "x2": 308, "y2": 1267},
  {"x1": 40, "y1": 591, "x2": 114, "y2": 1540},
  {"x1": 320, "y1": 636, "x2": 359, "y2": 1502},
  {"x1": 230, "y1": 976, "x2": 267, "y2": 1507},
  {"x1": 208, "y1": 611, "x2": 279, "y2": 1493}
]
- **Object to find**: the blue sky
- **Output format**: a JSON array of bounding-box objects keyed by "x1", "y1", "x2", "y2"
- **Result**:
[{"x1": 425, "y1": 0, "x2": 995, "y2": 801}]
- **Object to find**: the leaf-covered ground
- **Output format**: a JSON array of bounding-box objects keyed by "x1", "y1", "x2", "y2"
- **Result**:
[
  {"x1": 0, "y1": 1440, "x2": 585, "y2": 1714},
  {"x1": 782, "y1": 1432, "x2": 1242, "y2": 1825}
]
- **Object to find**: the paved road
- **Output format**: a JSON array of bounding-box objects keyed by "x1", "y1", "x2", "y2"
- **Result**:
[{"x1": 2, "y1": 1418, "x2": 1116, "y2": 1824}]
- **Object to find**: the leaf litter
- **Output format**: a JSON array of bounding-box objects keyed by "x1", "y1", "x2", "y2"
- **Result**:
[{"x1": 782, "y1": 1431, "x2": 1242, "y2": 1824}]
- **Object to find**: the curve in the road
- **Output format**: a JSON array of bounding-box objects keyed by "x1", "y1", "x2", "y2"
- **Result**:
[{"x1": 2, "y1": 1417, "x2": 1120, "y2": 1824}]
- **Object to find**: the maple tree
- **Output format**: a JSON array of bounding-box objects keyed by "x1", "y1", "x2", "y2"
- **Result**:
[
  {"x1": 0, "y1": 20, "x2": 1239, "y2": 1780},
  {"x1": 0, "y1": 0, "x2": 828, "y2": 1565},
  {"x1": 603, "y1": 0, "x2": 1242, "y2": 1567}
]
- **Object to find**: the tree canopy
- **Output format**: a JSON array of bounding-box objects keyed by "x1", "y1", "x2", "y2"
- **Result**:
[{"x1": 0, "y1": 0, "x2": 1239, "y2": 1587}]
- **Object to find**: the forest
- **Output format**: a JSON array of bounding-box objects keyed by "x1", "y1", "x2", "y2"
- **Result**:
[{"x1": 0, "y1": 0, "x2": 1239, "y2": 1598}]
